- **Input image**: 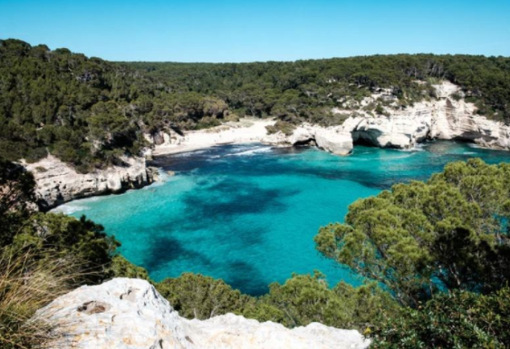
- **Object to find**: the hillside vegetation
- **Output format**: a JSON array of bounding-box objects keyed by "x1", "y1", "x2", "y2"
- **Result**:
[
  {"x1": 1, "y1": 39, "x2": 510, "y2": 172},
  {"x1": 0, "y1": 39, "x2": 227, "y2": 172},
  {"x1": 126, "y1": 54, "x2": 510, "y2": 123}
]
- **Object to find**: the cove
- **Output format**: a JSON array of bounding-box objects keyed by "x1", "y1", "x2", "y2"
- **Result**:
[{"x1": 54, "y1": 141, "x2": 510, "y2": 295}]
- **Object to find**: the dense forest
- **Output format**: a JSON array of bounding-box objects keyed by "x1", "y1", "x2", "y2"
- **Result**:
[
  {"x1": 0, "y1": 39, "x2": 228, "y2": 172},
  {"x1": 1, "y1": 39, "x2": 510, "y2": 172},
  {"x1": 1, "y1": 159, "x2": 509, "y2": 348},
  {"x1": 127, "y1": 55, "x2": 510, "y2": 123}
]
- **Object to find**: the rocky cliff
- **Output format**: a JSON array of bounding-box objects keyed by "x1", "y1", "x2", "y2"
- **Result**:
[
  {"x1": 263, "y1": 125, "x2": 354, "y2": 155},
  {"x1": 24, "y1": 155, "x2": 155, "y2": 210},
  {"x1": 35, "y1": 278, "x2": 370, "y2": 349},
  {"x1": 265, "y1": 82, "x2": 510, "y2": 154}
]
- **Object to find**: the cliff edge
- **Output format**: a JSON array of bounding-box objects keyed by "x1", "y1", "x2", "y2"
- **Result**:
[
  {"x1": 35, "y1": 278, "x2": 370, "y2": 349},
  {"x1": 24, "y1": 155, "x2": 155, "y2": 210}
]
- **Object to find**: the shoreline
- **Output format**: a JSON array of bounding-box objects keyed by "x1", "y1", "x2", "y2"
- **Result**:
[
  {"x1": 26, "y1": 80, "x2": 510, "y2": 210},
  {"x1": 152, "y1": 140, "x2": 269, "y2": 156},
  {"x1": 151, "y1": 118, "x2": 277, "y2": 156},
  {"x1": 53, "y1": 138, "x2": 504, "y2": 214}
]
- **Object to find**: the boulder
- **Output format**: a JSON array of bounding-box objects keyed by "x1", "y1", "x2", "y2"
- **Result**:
[
  {"x1": 263, "y1": 124, "x2": 354, "y2": 155},
  {"x1": 315, "y1": 129, "x2": 353, "y2": 155}
]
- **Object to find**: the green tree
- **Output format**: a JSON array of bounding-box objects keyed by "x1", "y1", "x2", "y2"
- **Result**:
[
  {"x1": 0, "y1": 160, "x2": 36, "y2": 246},
  {"x1": 156, "y1": 273, "x2": 253, "y2": 319},
  {"x1": 256, "y1": 272, "x2": 398, "y2": 330},
  {"x1": 315, "y1": 159, "x2": 510, "y2": 306}
]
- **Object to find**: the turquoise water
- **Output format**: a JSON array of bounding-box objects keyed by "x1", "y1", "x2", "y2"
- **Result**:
[{"x1": 55, "y1": 141, "x2": 510, "y2": 295}]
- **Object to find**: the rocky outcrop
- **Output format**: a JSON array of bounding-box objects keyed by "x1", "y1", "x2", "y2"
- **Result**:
[
  {"x1": 266, "y1": 82, "x2": 510, "y2": 154},
  {"x1": 35, "y1": 278, "x2": 370, "y2": 349},
  {"x1": 263, "y1": 125, "x2": 353, "y2": 155},
  {"x1": 334, "y1": 81, "x2": 510, "y2": 151},
  {"x1": 315, "y1": 129, "x2": 353, "y2": 155},
  {"x1": 24, "y1": 155, "x2": 155, "y2": 210}
]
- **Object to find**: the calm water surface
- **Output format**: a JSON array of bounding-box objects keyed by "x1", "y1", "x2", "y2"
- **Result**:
[{"x1": 54, "y1": 141, "x2": 510, "y2": 295}]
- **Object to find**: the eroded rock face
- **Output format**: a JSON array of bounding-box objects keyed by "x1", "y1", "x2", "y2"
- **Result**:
[
  {"x1": 315, "y1": 129, "x2": 353, "y2": 155},
  {"x1": 24, "y1": 155, "x2": 154, "y2": 210},
  {"x1": 264, "y1": 82, "x2": 510, "y2": 154},
  {"x1": 36, "y1": 278, "x2": 370, "y2": 349},
  {"x1": 333, "y1": 81, "x2": 510, "y2": 151},
  {"x1": 263, "y1": 124, "x2": 353, "y2": 155}
]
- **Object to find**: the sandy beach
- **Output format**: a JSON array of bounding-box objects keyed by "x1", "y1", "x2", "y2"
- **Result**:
[{"x1": 152, "y1": 118, "x2": 276, "y2": 156}]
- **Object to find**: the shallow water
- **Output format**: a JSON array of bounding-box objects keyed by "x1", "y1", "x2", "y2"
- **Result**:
[{"x1": 54, "y1": 141, "x2": 510, "y2": 295}]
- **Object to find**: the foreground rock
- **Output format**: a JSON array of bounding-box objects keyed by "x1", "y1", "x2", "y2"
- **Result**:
[
  {"x1": 36, "y1": 278, "x2": 370, "y2": 349},
  {"x1": 24, "y1": 155, "x2": 155, "y2": 210}
]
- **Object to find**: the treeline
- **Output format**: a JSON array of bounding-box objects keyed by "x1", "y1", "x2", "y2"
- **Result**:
[
  {"x1": 2, "y1": 38, "x2": 510, "y2": 172},
  {"x1": 1, "y1": 159, "x2": 509, "y2": 348},
  {"x1": 126, "y1": 54, "x2": 510, "y2": 123}
]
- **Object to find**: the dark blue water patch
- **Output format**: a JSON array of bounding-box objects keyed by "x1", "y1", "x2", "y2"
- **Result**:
[
  {"x1": 57, "y1": 141, "x2": 510, "y2": 295},
  {"x1": 144, "y1": 234, "x2": 213, "y2": 271},
  {"x1": 223, "y1": 260, "x2": 269, "y2": 295},
  {"x1": 182, "y1": 178, "x2": 299, "y2": 219}
]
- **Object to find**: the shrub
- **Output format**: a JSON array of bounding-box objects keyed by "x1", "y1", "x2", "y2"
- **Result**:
[
  {"x1": 371, "y1": 288, "x2": 510, "y2": 349},
  {"x1": 266, "y1": 120, "x2": 296, "y2": 136},
  {"x1": 156, "y1": 273, "x2": 253, "y2": 319}
]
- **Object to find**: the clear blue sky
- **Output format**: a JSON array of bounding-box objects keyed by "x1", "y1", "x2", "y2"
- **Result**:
[{"x1": 1, "y1": 0, "x2": 509, "y2": 62}]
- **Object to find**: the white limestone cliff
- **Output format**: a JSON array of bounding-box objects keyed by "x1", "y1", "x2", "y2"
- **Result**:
[
  {"x1": 337, "y1": 81, "x2": 510, "y2": 151},
  {"x1": 133, "y1": 81, "x2": 510, "y2": 164},
  {"x1": 266, "y1": 81, "x2": 510, "y2": 153},
  {"x1": 262, "y1": 124, "x2": 353, "y2": 155},
  {"x1": 24, "y1": 155, "x2": 155, "y2": 210},
  {"x1": 35, "y1": 278, "x2": 370, "y2": 349}
]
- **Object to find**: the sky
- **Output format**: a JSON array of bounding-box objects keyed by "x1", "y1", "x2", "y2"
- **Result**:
[{"x1": 1, "y1": 0, "x2": 509, "y2": 62}]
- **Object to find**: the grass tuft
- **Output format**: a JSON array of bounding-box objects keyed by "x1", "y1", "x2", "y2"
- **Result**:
[{"x1": 0, "y1": 248, "x2": 84, "y2": 349}]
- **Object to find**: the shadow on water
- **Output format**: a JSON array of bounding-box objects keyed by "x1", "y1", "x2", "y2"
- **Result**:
[
  {"x1": 182, "y1": 179, "x2": 299, "y2": 219},
  {"x1": 148, "y1": 180, "x2": 292, "y2": 247},
  {"x1": 85, "y1": 142, "x2": 510, "y2": 295},
  {"x1": 227, "y1": 260, "x2": 270, "y2": 295},
  {"x1": 143, "y1": 234, "x2": 213, "y2": 271},
  {"x1": 144, "y1": 226, "x2": 271, "y2": 295}
]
